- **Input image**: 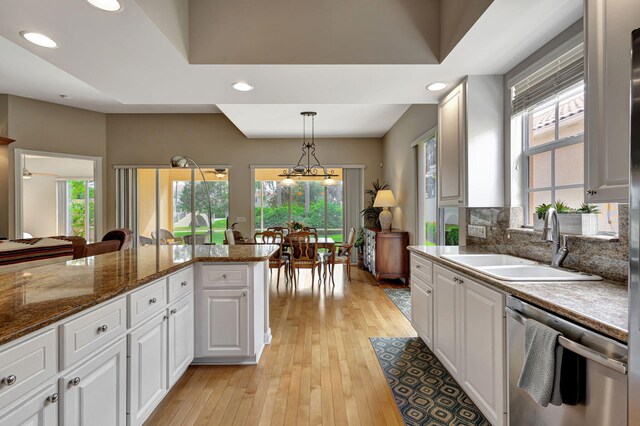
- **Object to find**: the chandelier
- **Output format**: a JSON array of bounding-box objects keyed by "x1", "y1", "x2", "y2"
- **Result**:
[{"x1": 279, "y1": 112, "x2": 338, "y2": 187}]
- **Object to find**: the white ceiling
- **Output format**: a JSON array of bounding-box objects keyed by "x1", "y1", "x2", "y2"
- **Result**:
[
  {"x1": 24, "y1": 155, "x2": 95, "y2": 178},
  {"x1": 0, "y1": 0, "x2": 583, "y2": 137}
]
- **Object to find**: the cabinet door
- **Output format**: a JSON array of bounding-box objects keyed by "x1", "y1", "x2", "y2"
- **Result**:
[
  {"x1": 128, "y1": 312, "x2": 168, "y2": 426},
  {"x1": 196, "y1": 289, "x2": 249, "y2": 358},
  {"x1": 0, "y1": 383, "x2": 58, "y2": 426},
  {"x1": 585, "y1": 0, "x2": 640, "y2": 202},
  {"x1": 411, "y1": 277, "x2": 434, "y2": 349},
  {"x1": 438, "y1": 82, "x2": 466, "y2": 207},
  {"x1": 61, "y1": 339, "x2": 127, "y2": 426},
  {"x1": 168, "y1": 294, "x2": 195, "y2": 387},
  {"x1": 433, "y1": 265, "x2": 461, "y2": 380},
  {"x1": 460, "y1": 277, "x2": 505, "y2": 426}
]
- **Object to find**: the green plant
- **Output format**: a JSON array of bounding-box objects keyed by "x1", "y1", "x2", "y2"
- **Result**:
[
  {"x1": 576, "y1": 203, "x2": 601, "y2": 214},
  {"x1": 288, "y1": 220, "x2": 306, "y2": 231},
  {"x1": 535, "y1": 203, "x2": 551, "y2": 220},
  {"x1": 354, "y1": 227, "x2": 365, "y2": 249},
  {"x1": 445, "y1": 225, "x2": 459, "y2": 246},
  {"x1": 534, "y1": 200, "x2": 577, "y2": 220},
  {"x1": 553, "y1": 200, "x2": 574, "y2": 214},
  {"x1": 361, "y1": 179, "x2": 389, "y2": 228}
]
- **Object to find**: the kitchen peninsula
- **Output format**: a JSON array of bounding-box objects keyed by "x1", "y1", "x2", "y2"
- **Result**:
[{"x1": 0, "y1": 244, "x2": 278, "y2": 425}]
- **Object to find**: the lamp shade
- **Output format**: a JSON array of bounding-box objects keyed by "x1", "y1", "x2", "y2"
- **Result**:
[{"x1": 373, "y1": 190, "x2": 397, "y2": 208}]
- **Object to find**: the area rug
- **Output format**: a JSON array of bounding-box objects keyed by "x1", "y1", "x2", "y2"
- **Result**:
[
  {"x1": 384, "y1": 288, "x2": 411, "y2": 320},
  {"x1": 370, "y1": 337, "x2": 489, "y2": 426}
]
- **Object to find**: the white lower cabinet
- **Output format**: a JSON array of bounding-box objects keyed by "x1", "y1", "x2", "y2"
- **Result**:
[
  {"x1": 60, "y1": 338, "x2": 127, "y2": 426},
  {"x1": 433, "y1": 266, "x2": 462, "y2": 379},
  {"x1": 168, "y1": 294, "x2": 195, "y2": 387},
  {"x1": 432, "y1": 264, "x2": 505, "y2": 426},
  {"x1": 128, "y1": 312, "x2": 168, "y2": 426},
  {"x1": 0, "y1": 382, "x2": 58, "y2": 426},
  {"x1": 411, "y1": 277, "x2": 434, "y2": 349},
  {"x1": 197, "y1": 289, "x2": 249, "y2": 358}
]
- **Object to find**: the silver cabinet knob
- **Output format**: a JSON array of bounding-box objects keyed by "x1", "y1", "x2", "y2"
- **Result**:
[
  {"x1": 69, "y1": 377, "x2": 81, "y2": 386},
  {"x1": 1, "y1": 375, "x2": 17, "y2": 386},
  {"x1": 453, "y1": 277, "x2": 458, "y2": 283},
  {"x1": 180, "y1": 281, "x2": 188, "y2": 287},
  {"x1": 170, "y1": 308, "x2": 177, "y2": 315},
  {"x1": 241, "y1": 292, "x2": 247, "y2": 298},
  {"x1": 149, "y1": 297, "x2": 157, "y2": 304},
  {"x1": 97, "y1": 324, "x2": 108, "y2": 333},
  {"x1": 163, "y1": 314, "x2": 169, "y2": 320},
  {"x1": 47, "y1": 393, "x2": 59, "y2": 403},
  {"x1": 221, "y1": 274, "x2": 227, "y2": 279},
  {"x1": 587, "y1": 189, "x2": 597, "y2": 196},
  {"x1": 416, "y1": 265, "x2": 421, "y2": 269},
  {"x1": 426, "y1": 290, "x2": 432, "y2": 295}
]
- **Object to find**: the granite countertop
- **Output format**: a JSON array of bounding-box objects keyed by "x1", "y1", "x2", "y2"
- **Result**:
[
  {"x1": 408, "y1": 245, "x2": 629, "y2": 343},
  {"x1": 0, "y1": 244, "x2": 278, "y2": 346}
]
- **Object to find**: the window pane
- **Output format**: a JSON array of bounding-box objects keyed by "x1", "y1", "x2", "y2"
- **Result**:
[
  {"x1": 137, "y1": 169, "x2": 157, "y2": 246},
  {"x1": 555, "y1": 143, "x2": 584, "y2": 186},
  {"x1": 443, "y1": 207, "x2": 459, "y2": 246},
  {"x1": 529, "y1": 191, "x2": 552, "y2": 224},
  {"x1": 558, "y1": 92, "x2": 584, "y2": 139},
  {"x1": 555, "y1": 187, "x2": 583, "y2": 210},
  {"x1": 529, "y1": 104, "x2": 556, "y2": 147},
  {"x1": 67, "y1": 180, "x2": 86, "y2": 239},
  {"x1": 529, "y1": 151, "x2": 552, "y2": 189},
  {"x1": 595, "y1": 203, "x2": 619, "y2": 234}
]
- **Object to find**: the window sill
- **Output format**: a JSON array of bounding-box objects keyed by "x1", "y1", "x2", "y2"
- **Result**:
[{"x1": 507, "y1": 227, "x2": 619, "y2": 243}]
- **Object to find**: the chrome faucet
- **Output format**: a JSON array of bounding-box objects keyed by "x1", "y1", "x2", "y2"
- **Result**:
[{"x1": 542, "y1": 207, "x2": 568, "y2": 267}]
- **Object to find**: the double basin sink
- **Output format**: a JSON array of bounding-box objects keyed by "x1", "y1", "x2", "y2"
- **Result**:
[{"x1": 441, "y1": 254, "x2": 602, "y2": 282}]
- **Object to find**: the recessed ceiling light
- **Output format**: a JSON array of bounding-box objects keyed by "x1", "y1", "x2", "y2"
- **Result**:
[
  {"x1": 232, "y1": 82, "x2": 254, "y2": 92},
  {"x1": 86, "y1": 0, "x2": 122, "y2": 12},
  {"x1": 427, "y1": 82, "x2": 448, "y2": 92},
  {"x1": 20, "y1": 32, "x2": 58, "y2": 48}
]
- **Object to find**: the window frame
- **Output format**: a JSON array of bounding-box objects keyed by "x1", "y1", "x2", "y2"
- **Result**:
[{"x1": 523, "y1": 84, "x2": 585, "y2": 225}]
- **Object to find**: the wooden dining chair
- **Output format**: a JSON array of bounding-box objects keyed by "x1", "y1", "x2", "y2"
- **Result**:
[
  {"x1": 267, "y1": 226, "x2": 290, "y2": 236},
  {"x1": 255, "y1": 231, "x2": 289, "y2": 287},
  {"x1": 302, "y1": 226, "x2": 318, "y2": 233},
  {"x1": 287, "y1": 231, "x2": 319, "y2": 286},
  {"x1": 329, "y1": 227, "x2": 357, "y2": 284}
]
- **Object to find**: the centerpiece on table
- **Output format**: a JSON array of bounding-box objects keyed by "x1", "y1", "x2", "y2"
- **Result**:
[
  {"x1": 534, "y1": 201, "x2": 600, "y2": 235},
  {"x1": 288, "y1": 220, "x2": 306, "y2": 231}
]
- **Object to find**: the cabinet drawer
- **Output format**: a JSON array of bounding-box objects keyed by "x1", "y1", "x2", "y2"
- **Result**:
[
  {"x1": 198, "y1": 265, "x2": 248, "y2": 288},
  {"x1": 0, "y1": 329, "x2": 57, "y2": 412},
  {"x1": 168, "y1": 267, "x2": 194, "y2": 302},
  {"x1": 60, "y1": 298, "x2": 127, "y2": 369},
  {"x1": 128, "y1": 279, "x2": 168, "y2": 328},
  {"x1": 411, "y1": 254, "x2": 433, "y2": 284}
]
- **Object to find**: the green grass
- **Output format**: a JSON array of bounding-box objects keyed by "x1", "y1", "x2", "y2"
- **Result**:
[{"x1": 173, "y1": 218, "x2": 227, "y2": 244}]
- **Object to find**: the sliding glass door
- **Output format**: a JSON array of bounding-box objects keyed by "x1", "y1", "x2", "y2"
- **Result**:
[{"x1": 254, "y1": 169, "x2": 344, "y2": 242}]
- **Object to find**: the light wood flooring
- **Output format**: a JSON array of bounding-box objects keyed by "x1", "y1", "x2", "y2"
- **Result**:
[{"x1": 145, "y1": 266, "x2": 415, "y2": 425}]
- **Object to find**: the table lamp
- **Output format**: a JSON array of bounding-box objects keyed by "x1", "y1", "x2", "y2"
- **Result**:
[{"x1": 373, "y1": 190, "x2": 397, "y2": 231}]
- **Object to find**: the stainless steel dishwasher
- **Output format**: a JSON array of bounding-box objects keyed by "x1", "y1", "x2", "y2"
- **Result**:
[{"x1": 506, "y1": 296, "x2": 628, "y2": 426}]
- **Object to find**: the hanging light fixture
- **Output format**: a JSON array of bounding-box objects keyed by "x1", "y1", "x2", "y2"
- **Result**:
[{"x1": 279, "y1": 112, "x2": 338, "y2": 186}]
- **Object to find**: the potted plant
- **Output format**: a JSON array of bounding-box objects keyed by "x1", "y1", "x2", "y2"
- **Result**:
[
  {"x1": 533, "y1": 201, "x2": 600, "y2": 235},
  {"x1": 287, "y1": 220, "x2": 305, "y2": 231},
  {"x1": 354, "y1": 227, "x2": 365, "y2": 269},
  {"x1": 361, "y1": 179, "x2": 389, "y2": 228}
]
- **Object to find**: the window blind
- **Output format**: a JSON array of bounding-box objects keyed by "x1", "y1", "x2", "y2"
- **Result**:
[{"x1": 511, "y1": 44, "x2": 584, "y2": 114}]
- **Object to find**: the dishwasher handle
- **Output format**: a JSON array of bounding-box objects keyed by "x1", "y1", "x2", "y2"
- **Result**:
[{"x1": 505, "y1": 307, "x2": 628, "y2": 375}]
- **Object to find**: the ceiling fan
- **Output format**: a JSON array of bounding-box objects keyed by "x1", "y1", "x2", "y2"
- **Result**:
[
  {"x1": 204, "y1": 169, "x2": 228, "y2": 179},
  {"x1": 22, "y1": 157, "x2": 58, "y2": 180}
]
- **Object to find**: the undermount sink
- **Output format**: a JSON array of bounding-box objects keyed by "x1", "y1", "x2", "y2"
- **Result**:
[{"x1": 441, "y1": 254, "x2": 603, "y2": 282}]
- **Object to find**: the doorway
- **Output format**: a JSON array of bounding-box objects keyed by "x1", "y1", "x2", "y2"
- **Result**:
[{"x1": 14, "y1": 149, "x2": 102, "y2": 242}]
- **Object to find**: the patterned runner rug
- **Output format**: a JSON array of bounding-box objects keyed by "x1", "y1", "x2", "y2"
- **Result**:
[
  {"x1": 370, "y1": 337, "x2": 489, "y2": 426},
  {"x1": 383, "y1": 288, "x2": 411, "y2": 320}
]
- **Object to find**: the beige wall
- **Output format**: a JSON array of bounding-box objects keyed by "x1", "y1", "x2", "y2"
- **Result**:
[
  {"x1": 0, "y1": 95, "x2": 9, "y2": 238},
  {"x1": 382, "y1": 104, "x2": 439, "y2": 243},
  {"x1": 440, "y1": 0, "x2": 493, "y2": 61},
  {"x1": 106, "y1": 113, "x2": 383, "y2": 237},
  {"x1": 3, "y1": 96, "x2": 107, "y2": 239},
  {"x1": 22, "y1": 176, "x2": 57, "y2": 237}
]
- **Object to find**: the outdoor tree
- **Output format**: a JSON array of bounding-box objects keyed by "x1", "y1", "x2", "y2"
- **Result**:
[{"x1": 177, "y1": 181, "x2": 229, "y2": 219}]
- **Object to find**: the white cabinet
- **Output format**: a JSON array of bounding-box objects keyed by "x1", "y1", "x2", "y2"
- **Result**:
[
  {"x1": 196, "y1": 289, "x2": 249, "y2": 358},
  {"x1": 0, "y1": 382, "x2": 58, "y2": 426},
  {"x1": 584, "y1": 0, "x2": 640, "y2": 202},
  {"x1": 460, "y1": 276, "x2": 505, "y2": 426},
  {"x1": 60, "y1": 339, "x2": 127, "y2": 426},
  {"x1": 128, "y1": 312, "x2": 168, "y2": 426},
  {"x1": 438, "y1": 76, "x2": 504, "y2": 208},
  {"x1": 167, "y1": 294, "x2": 194, "y2": 387},
  {"x1": 411, "y1": 277, "x2": 434, "y2": 349},
  {"x1": 432, "y1": 264, "x2": 505, "y2": 426},
  {"x1": 433, "y1": 266, "x2": 462, "y2": 379}
]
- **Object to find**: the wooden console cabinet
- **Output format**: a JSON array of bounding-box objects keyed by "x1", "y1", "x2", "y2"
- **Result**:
[{"x1": 362, "y1": 228, "x2": 409, "y2": 283}]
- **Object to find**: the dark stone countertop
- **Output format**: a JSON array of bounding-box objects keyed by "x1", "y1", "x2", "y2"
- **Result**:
[
  {"x1": 408, "y1": 245, "x2": 628, "y2": 343},
  {"x1": 0, "y1": 244, "x2": 278, "y2": 346}
]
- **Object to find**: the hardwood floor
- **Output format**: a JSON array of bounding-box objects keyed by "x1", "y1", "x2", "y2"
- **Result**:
[{"x1": 145, "y1": 267, "x2": 415, "y2": 425}]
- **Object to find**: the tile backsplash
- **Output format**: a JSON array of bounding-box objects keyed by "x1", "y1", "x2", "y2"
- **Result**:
[{"x1": 466, "y1": 205, "x2": 628, "y2": 283}]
